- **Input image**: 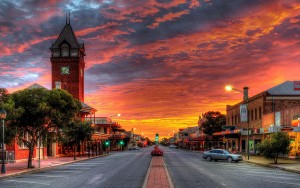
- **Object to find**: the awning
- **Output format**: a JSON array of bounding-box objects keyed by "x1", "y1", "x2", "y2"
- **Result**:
[
  {"x1": 91, "y1": 133, "x2": 110, "y2": 140},
  {"x1": 213, "y1": 129, "x2": 242, "y2": 136}
]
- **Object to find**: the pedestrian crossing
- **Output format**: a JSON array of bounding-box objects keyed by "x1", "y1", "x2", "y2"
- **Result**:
[
  {"x1": 204, "y1": 162, "x2": 300, "y2": 187},
  {"x1": 0, "y1": 159, "x2": 110, "y2": 187}
]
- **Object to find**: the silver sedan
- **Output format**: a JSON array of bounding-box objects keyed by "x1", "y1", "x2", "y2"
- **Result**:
[{"x1": 203, "y1": 149, "x2": 243, "y2": 162}]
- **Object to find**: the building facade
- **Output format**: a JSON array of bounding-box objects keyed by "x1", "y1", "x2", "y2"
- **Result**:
[{"x1": 223, "y1": 81, "x2": 300, "y2": 157}]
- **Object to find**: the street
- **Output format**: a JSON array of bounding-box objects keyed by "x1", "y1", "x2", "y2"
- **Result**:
[
  {"x1": 163, "y1": 146, "x2": 300, "y2": 188},
  {"x1": 0, "y1": 147, "x2": 152, "y2": 188},
  {"x1": 1, "y1": 146, "x2": 300, "y2": 188}
]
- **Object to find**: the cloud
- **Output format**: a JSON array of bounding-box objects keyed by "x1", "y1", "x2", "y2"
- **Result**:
[{"x1": 1, "y1": 0, "x2": 300, "y2": 139}]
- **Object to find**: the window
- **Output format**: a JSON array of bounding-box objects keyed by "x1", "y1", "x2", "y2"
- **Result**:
[
  {"x1": 251, "y1": 110, "x2": 254, "y2": 121},
  {"x1": 259, "y1": 107, "x2": 262, "y2": 119},
  {"x1": 255, "y1": 108, "x2": 257, "y2": 120},
  {"x1": 18, "y1": 132, "x2": 29, "y2": 149},
  {"x1": 235, "y1": 115, "x2": 237, "y2": 125},
  {"x1": 61, "y1": 43, "x2": 69, "y2": 57}
]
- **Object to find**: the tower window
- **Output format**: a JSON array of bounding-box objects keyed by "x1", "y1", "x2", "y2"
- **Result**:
[{"x1": 61, "y1": 43, "x2": 69, "y2": 57}]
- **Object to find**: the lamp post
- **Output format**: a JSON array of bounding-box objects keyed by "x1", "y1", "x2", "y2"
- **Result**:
[
  {"x1": 0, "y1": 109, "x2": 7, "y2": 174},
  {"x1": 226, "y1": 85, "x2": 250, "y2": 160},
  {"x1": 109, "y1": 113, "x2": 121, "y2": 152}
]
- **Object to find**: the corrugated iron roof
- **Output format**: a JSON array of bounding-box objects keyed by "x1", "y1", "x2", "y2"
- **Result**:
[{"x1": 267, "y1": 81, "x2": 300, "y2": 95}]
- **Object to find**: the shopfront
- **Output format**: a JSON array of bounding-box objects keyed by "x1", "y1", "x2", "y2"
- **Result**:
[
  {"x1": 281, "y1": 127, "x2": 300, "y2": 158},
  {"x1": 213, "y1": 129, "x2": 242, "y2": 152}
]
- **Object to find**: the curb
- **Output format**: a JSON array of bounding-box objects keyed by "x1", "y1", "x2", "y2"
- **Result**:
[
  {"x1": 141, "y1": 157, "x2": 153, "y2": 188},
  {"x1": 0, "y1": 154, "x2": 108, "y2": 180}
]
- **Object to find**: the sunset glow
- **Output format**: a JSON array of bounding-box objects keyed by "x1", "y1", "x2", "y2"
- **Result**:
[{"x1": 1, "y1": 0, "x2": 300, "y2": 139}]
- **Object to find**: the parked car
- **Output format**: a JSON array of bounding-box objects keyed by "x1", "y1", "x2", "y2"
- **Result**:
[
  {"x1": 128, "y1": 146, "x2": 140, "y2": 150},
  {"x1": 168, "y1": 145, "x2": 178, "y2": 149},
  {"x1": 203, "y1": 149, "x2": 243, "y2": 163}
]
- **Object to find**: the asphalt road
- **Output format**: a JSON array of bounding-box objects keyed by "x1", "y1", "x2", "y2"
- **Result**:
[
  {"x1": 2, "y1": 146, "x2": 300, "y2": 188},
  {"x1": 162, "y1": 146, "x2": 300, "y2": 188},
  {"x1": 0, "y1": 147, "x2": 152, "y2": 188}
]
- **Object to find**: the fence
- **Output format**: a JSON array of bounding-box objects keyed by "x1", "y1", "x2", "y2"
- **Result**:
[{"x1": 0, "y1": 150, "x2": 15, "y2": 163}]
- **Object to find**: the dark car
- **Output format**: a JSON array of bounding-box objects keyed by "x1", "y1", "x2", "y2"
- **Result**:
[{"x1": 203, "y1": 149, "x2": 243, "y2": 163}]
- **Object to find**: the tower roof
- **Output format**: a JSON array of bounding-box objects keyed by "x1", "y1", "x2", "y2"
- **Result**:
[{"x1": 50, "y1": 23, "x2": 82, "y2": 50}]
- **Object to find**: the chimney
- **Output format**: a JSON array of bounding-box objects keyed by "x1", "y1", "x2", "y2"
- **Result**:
[
  {"x1": 243, "y1": 87, "x2": 249, "y2": 101},
  {"x1": 55, "y1": 81, "x2": 61, "y2": 89}
]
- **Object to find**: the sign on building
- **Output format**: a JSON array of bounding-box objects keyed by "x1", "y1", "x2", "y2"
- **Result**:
[
  {"x1": 240, "y1": 104, "x2": 248, "y2": 122},
  {"x1": 275, "y1": 111, "x2": 281, "y2": 126},
  {"x1": 294, "y1": 81, "x2": 300, "y2": 90}
]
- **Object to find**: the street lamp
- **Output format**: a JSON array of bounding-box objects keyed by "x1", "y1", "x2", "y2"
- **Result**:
[
  {"x1": 225, "y1": 85, "x2": 250, "y2": 160},
  {"x1": 0, "y1": 109, "x2": 7, "y2": 174}
]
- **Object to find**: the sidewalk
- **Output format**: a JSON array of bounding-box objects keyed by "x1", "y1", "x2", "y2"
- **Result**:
[
  {"x1": 241, "y1": 154, "x2": 300, "y2": 174},
  {"x1": 0, "y1": 154, "x2": 104, "y2": 179}
]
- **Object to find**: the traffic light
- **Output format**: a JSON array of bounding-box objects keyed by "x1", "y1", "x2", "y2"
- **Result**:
[
  {"x1": 119, "y1": 140, "x2": 124, "y2": 145},
  {"x1": 155, "y1": 133, "x2": 159, "y2": 142},
  {"x1": 105, "y1": 141, "x2": 110, "y2": 146}
]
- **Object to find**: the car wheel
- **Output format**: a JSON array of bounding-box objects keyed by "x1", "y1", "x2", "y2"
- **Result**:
[
  {"x1": 227, "y1": 157, "x2": 233, "y2": 163},
  {"x1": 206, "y1": 156, "x2": 212, "y2": 161}
]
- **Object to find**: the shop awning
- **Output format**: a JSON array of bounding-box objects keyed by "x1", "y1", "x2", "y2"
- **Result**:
[
  {"x1": 213, "y1": 129, "x2": 242, "y2": 136},
  {"x1": 92, "y1": 133, "x2": 110, "y2": 140}
]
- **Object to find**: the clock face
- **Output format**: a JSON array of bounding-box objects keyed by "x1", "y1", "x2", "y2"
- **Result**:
[{"x1": 61, "y1": 66, "x2": 70, "y2": 75}]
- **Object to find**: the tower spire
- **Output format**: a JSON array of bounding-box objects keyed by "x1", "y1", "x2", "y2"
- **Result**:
[{"x1": 66, "y1": 10, "x2": 71, "y2": 25}]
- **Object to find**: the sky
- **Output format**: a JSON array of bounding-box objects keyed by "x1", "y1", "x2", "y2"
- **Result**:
[{"x1": 0, "y1": 0, "x2": 300, "y2": 140}]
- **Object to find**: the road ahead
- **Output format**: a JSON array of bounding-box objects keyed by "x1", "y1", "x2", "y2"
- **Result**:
[
  {"x1": 0, "y1": 147, "x2": 152, "y2": 188},
  {"x1": 163, "y1": 146, "x2": 300, "y2": 188},
  {"x1": 1, "y1": 146, "x2": 300, "y2": 188}
]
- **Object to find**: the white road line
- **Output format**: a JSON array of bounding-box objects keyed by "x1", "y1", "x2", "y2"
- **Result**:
[
  {"x1": 264, "y1": 179, "x2": 300, "y2": 186},
  {"x1": 30, "y1": 174, "x2": 63, "y2": 178},
  {"x1": 68, "y1": 163, "x2": 105, "y2": 166},
  {"x1": 232, "y1": 169, "x2": 298, "y2": 176},
  {"x1": 49, "y1": 170, "x2": 82, "y2": 173},
  {"x1": 66, "y1": 167, "x2": 92, "y2": 170},
  {"x1": 247, "y1": 174, "x2": 300, "y2": 180},
  {"x1": 5, "y1": 179, "x2": 50, "y2": 185}
]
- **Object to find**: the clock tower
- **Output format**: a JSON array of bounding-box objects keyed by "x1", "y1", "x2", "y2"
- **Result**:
[{"x1": 50, "y1": 16, "x2": 85, "y2": 102}]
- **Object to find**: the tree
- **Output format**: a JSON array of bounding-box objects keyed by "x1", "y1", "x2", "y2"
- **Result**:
[
  {"x1": 256, "y1": 132, "x2": 291, "y2": 164},
  {"x1": 62, "y1": 118, "x2": 95, "y2": 160},
  {"x1": 0, "y1": 88, "x2": 20, "y2": 145},
  {"x1": 10, "y1": 88, "x2": 81, "y2": 168},
  {"x1": 200, "y1": 111, "x2": 226, "y2": 136}
]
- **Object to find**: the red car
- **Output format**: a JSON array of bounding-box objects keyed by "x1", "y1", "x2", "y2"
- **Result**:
[{"x1": 151, "y1": 146, "x2": 163, "y2": 156}]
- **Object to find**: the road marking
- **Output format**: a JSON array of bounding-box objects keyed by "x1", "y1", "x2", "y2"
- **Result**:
[
  {"x1": 264, "y1": 179, "x2": 300, "y2": 186},
  {"x1": 231, "y1": 169, "x2": 298, "y2": 176},
  {"x1": 31, "y1": 174, "x2": 63, "y2": 178},
  {"x1": 68, "y1": 163, "x2": 105, "y2": 166},
  {"x1": 65, "y1": 167, "x2": 92, "y2": 170},
  {"x1": 5, "y1": 179, "x2": 50, "y2": 185},
  {"x1": 49, "y1": 170, "x2": 82, "y2": 173}
]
